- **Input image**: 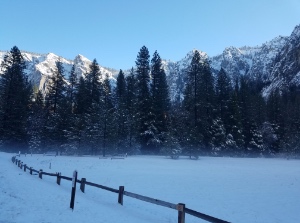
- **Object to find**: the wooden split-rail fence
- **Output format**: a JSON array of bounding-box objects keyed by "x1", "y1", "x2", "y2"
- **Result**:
[{"x1": 11, "y1": 156, "x2": 230, "y2": 223}]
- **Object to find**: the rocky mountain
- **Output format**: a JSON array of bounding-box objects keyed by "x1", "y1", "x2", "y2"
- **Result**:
[
  {"x1": 262, "y1": 25, "x2": 300, "y2": 97},
  {"x1": 1, "y1": 24, "x2": 299, "y2": 99},
  {"x1": 0, "y1": 51, "x2": 116, "y2": 93},
  {"x1": 164, "y1": 24, "x2": 300, "y2": 100}
]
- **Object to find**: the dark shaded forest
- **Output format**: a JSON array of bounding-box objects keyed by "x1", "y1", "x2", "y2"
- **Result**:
[{"x1": 0, "y1": 46, "x2": 299, "y2": 158}]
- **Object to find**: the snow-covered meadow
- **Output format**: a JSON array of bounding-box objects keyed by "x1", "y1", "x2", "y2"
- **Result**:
[{"x1": 0, "y1": 152, "x2": 299, "y2": 223}]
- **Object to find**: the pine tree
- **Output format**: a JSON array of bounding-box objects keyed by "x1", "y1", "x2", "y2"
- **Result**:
[
  {"x1": 27, "y1": 90, "x2": 46, "y2": 153},
  {"x1": 67, "y1": 64, "x2": 77, "y2": 113},
  {"x1": 100, "y1": 74, "x2": 115, "y2": 156},
  {"x1": 75, "y1": 76, "x2": 90, "y2": 115},
  {"x1": 227, "y1": 85, "x2": 244, "y2": 155},
  {"x1": 198, "y1": 58, "x2": 215, "y2": 152},
  {"x1": 164, "y1": 102, "x2": 184, "y2": 157},
  {"x1": 0, "y1": 46, "x2": 32, "y2": 152},
  {"x1": 84, "y1": 59, "x2": 103, "y2": 155},
  {"x1": 284, "y1": 86, "x2": 300, "y2": 157},
  {"x1": 86, "y1": 59, "x2": 102, "y2": 106},
  {"x1": 216, "y1": 68, "x2": 232, "y2": 134},
  {"x1": 239, "y1": 76, "x2": 263, "y2": 156},
  {"x1": 62, "y1": 65, "x2": 78, "y2": 154},
  {"x1": 135, "y1": 46, "x2": 153, "y2": 153},
  {"x1": 266, "y1": 88, "x2": 284, "y2": 154},
  {"x1": 211, "y1": 118, "x2": 226, "y2": 155},
  {"x1": 125, "y1": 68, "x2": 138, "y2": 152},
  {"x1": 115, "y1": 70, "x2": 128, "y2": 153},
  {"x1": 43, "y1": 59, "x2": 68, "y2": 153},
  {"x1": 150, "y1": 51, "x2": 170, "y2": 152},
  {"x1": 183, "y1": 51, "x2": 215, "y2": 156},
  {"x1": 73, "y1": 76, "x2": 90, "y2": 155},
  {"x1": 45, "y1": 60, "x2": 66, "y2": 113},
  {"x1": 183, "y1": 50, "x2": 203, "y2": 156}
]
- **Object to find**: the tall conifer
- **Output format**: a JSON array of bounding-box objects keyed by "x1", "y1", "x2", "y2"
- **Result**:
[
  {"x1": 135, "y1": 46, "x2": 152, "y2": 153},
  {"x1": 115, "y1": 70, "x2": 128, "y2": 152},
  {"x1": 150, "y1": 51, "x2": 170, "y2": 151},
  {"x1": 0, "y1": 46, "x2": 32, "y2": 151}
]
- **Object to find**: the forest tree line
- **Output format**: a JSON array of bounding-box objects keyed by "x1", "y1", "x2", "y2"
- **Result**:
[{"x1": 0, "y1": 46, "x2": 299, "y2": 157}]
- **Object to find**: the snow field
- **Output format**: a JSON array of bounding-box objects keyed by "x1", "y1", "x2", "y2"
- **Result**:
[{"x1": 0, "y1": 152, "x2": 300, "y2": 223}]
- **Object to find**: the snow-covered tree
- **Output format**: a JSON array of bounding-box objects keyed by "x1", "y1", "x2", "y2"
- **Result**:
[{"x1": 0, "y1": 46, "x2": 32, "y2": 152}]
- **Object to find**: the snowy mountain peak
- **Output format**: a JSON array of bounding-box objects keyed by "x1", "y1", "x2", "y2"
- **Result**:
[
  {"x1": 163, "y1": 24, "x2": 300, "y2": 100},
  {"x1": 290, "y1": 24, "x2": 300, "y2": 42},
  {"x1": 187, "y1": 49, "x2": 208, "y2": 59},
  {"x1": 74, "y1": 54, "x2": 91, "y2": 63},
  {"x1": 0, "y1": 50, "x2": 115, "y2": 93}
]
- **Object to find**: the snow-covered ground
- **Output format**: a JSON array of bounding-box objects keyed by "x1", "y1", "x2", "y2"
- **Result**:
[{"x1": 0, "y1": 152, "x2": 299, "y2": 223}]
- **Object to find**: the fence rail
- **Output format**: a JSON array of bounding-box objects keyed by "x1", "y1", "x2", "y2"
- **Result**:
[
  {"x1": 85, "y1": 180, "x2": 119, "y2": 193},
  {"x1": 60, "y1": 175, "x2": 72, "y2": 181},
  {"x1": 124, "y1": 191, "x2": 178, "y2": 210},
  {"x1": 11, "y1": 156, "x2": 230, "y2": 223}
]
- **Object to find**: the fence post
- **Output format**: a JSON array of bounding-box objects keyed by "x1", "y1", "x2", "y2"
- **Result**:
[
  {"x1": 30, "y1": 167, "x2": 32, "y2": 175},
  {"x1": 177, "y1": 203, "x2": 185, "y2": 223},
  {"x1": 15, "y1": 159, "x2": 18, "y2": 165},
  {"x1": 39, "y1": 169, "x2": 43, "y2": 179},
  {"x1": 118, "y1": 186, "x2": 124, "y2": 205},
  {"x1": 70, "y1": 170, "x2": 78, "y2": 210},
  {"x1": 20, "y1": 162, "x2": 23, "y2": 169},
  {"x1": 56, "y1": 172, "x2": 61, "y2": 185},
  {"x1": 80, "y1": 178, "x2": 86, "y2": 193},
  {"x1": 24, "y1": 164, "x2": 26, "y2": 172}
]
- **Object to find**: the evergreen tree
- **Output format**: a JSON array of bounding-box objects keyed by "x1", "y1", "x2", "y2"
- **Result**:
[
  {"x1": 183, "y1": 51, "x2": 215, "y2": 155},
  {"x1": 211, "y1": 118, "x2": 226, "y2": 155},
  {"x1": 239, "y1": 76, "x2": 263, "y2": 156},
  {"x1": 216, "y1": 68, "x2": 232, "y2": 133},
  {"x1": 100, "y1": 74, "x2": 115, "y2": 156},
  {"x1": 164, "y1": 102, "x2": 185, "y2": 156},
  {"x1": 183, "y1": 50, "x2": 203, "y2": 155},
  {"x1": 0, "y1": 46, "x2": 32, "y2": 152},
  {"x1": 135, "y1": 46, "x2": 153, "y2": 153},
  {"x1": 27, "y1": 90, "x2": 46, "y2": 153},
  {"x1": 115, "y1": 70, "x2": 128, "y2": 153},
  {"x1": 61, "y1": 65, "x2": 79, "y2": 155},
  {"x1": 75, "y1": 76, "x2": 90, "y2": 115},
  {"x1": 125, "y1": 68, "x2": 138, "y2": 152},
  {"x1": 284, "y1": 86, "x2": 300, "y2": 157},
  {"x1": 44, "y1": 59, "x2": 68, "y2": 153},
  {"x1": 73, "y1": 76, "x2": 90, "y2": 155},
  {"x1": 198, "y1": 58, "x2": 215, "y2": 152},
  {"x1": 84, "y1": 59, "x2": 103, "y2": 155},
  {"x1": 227, "y1": 85, "x2": 245, "y2": 155},
  {"x1": 45, "y1": 60, "x2": 66, "y2": 113},
  {"x1": 266, "y1": 88, "x2": 284, "y2": 154},
  {"x1": 67, "y1": 64, "x2": 77, "y2": 113},
  {"x1": 150, "y1": 51, "x2": 170, "y2": 151},
  {"x1": 86, "y1": 59, "x2": 102, "y2": 105}
]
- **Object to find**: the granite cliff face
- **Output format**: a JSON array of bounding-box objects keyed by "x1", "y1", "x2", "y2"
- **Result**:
[
  {"x1": 262, "y1": 25, "x2": 300, "y2": 97},
  {"x1": 163, "y1": 25, "x2": 300, "y2": 100}
]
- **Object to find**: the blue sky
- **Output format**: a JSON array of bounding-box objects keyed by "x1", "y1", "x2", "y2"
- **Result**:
[{"x1": 1, "y1": 0, "x2": 300, "y2": 69}]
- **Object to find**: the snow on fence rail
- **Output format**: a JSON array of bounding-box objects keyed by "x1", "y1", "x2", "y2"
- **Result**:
[{"x1": 11, "y1": 156, "x2": 230, "y2": 223}]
